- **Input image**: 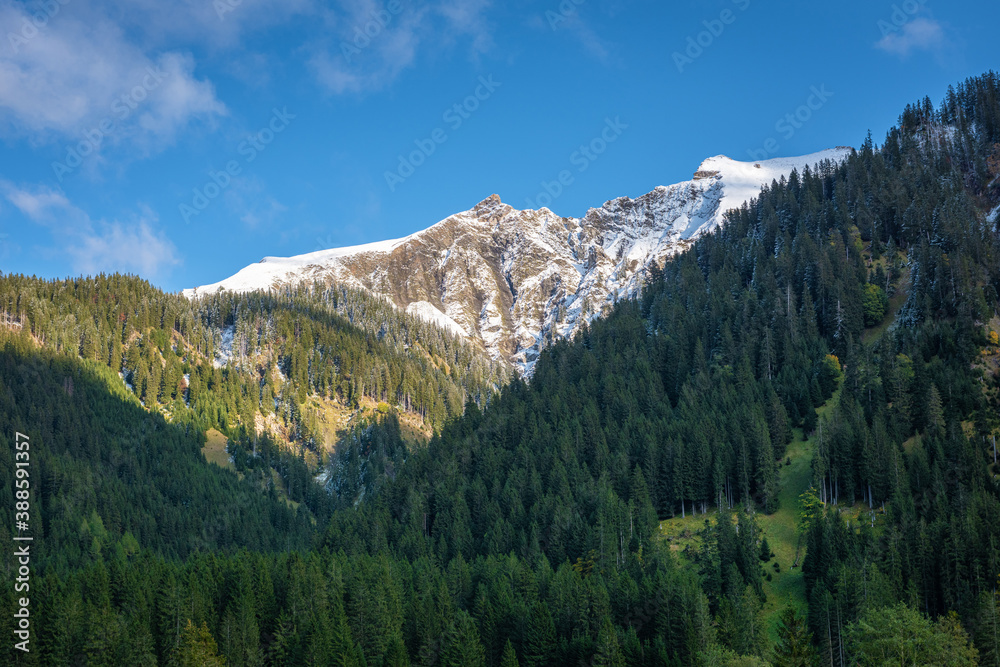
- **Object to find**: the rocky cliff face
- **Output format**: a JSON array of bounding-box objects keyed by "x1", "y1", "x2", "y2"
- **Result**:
[{"x1": 184, "y1": 149, "x2": 851, "y2": 374}]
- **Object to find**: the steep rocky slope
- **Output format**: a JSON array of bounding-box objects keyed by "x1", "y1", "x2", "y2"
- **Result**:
[{"x1": 185, "y1": 149, "x2": 852, "y2": 373}]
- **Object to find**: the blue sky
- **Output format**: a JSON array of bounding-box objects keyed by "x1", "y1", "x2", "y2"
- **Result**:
[{"x1": 0, "y1": 0, "x2": 996, "y2": 292}]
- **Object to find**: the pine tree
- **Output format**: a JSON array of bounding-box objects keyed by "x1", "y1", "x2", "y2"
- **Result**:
[
  {"x1": 221, "y1": 589, "x2": 262, "y2": 667},
  {"x1": 973, "y1": 589, "x2": 1000, "y2": 667},
  {"x1": 772, "y1": 607, "x2": 814, "y2": 667},
  {"x1": 523, "y1": 601, "x2": 556, "y2": 667},
  {"x1": 592, "y1": 618, "x2": 625, "y2": 667},
  {"x1": 329, "y1": 595, "x2": 365, "y2": 667},
  {"x1": 499, "y1": 639, "x2": 520, "y2": 667},
  {"x1": 759, "y1": 536, "x2": 773, "y2": 562},
  {"x1": 441, "y1": 611, "x2": 486, "y2": 667},
  {"x1": 926, "y1": 384, "x2": 945, "y2": 439},
  {"x1": 629, "y1": 465, "x2": 659, "y2": 547}
]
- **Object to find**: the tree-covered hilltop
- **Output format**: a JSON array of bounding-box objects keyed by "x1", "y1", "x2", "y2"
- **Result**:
[
  {"x1": 2, "y1": 72, "x2": 1000, "y2": 666},
  {"x1": 0, "y1": 272, "x2": 510, "y2": 435},
  {"x1": 193, "y1": 281, "x2": 512, "y2": 419},
  {"x1": 0, "y1": 337, "x2": 316, "y2": 564}
]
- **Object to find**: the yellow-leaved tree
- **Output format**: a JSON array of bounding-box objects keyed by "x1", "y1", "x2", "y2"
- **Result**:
[{"x1": 177, "y1": 620, "x2": 226, "y2": 667}]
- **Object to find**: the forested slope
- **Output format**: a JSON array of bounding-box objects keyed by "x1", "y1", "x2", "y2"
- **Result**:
[
  {"x1": 1, "y1": 72, "x2": 999, "y2": 666},
  {"x1": 0, "y1": 274, "x2": 509, "y2": 433}
]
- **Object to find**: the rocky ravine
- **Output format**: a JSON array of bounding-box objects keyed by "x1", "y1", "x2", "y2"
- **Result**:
[{"x1": 184, "y1": 149, "x2": 852, "y2": 374}]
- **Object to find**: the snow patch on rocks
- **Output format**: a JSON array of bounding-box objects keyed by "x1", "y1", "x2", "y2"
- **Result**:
[
  {"x1": 406, "y1": 301, "x2": 468, "y2": 337},
  {"x1": 213, "y1": 326, "x2": 235, "y2": 369},
  {"x1": 185, "y1": 149, "x2": 851, "y2": 375}
]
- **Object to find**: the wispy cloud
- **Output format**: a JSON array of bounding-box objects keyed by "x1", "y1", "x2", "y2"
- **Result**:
[
  {"x1": 4, "y1": 187, "x2": 72, "y2": 219},
  {"x1": 437, "y1": 0, "x2": 493, "y2": 54},
  {"x1": 110, "y1": 0, "x2": 313, "y2": 48},
  {"x1": 1, "y1": 182, "x2": 179, "y2": 279},
  {"x1": 0, "y1": 4, "x2": 226, "y2": 151},
  {"x1": 525, "y1": 4, "x2": 613, "y2": 64},
  {"x1": 309, "y1": 4, "x2": 426, "y2": 95},
  {"x1": 876, "y1": 17, "x2": 947, "y2": 58},
  {"x1": 309, "y1": 0, "x2": 493, "y2": 95},
  {"x1": 561, "y1": 14, "x2": 611, "y2": 63}
]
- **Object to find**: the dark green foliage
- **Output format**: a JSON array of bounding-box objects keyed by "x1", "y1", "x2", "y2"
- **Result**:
[
  {"x1": 0, "y1": 272, "x2": 509, "y2": 438},
  {"x1": 972, "y1": 590, "x2": 1000, "y2": 667},
  {"x1": 500, "y1": 638, "x2": 520, "y2": 667},
  {"x1": 522, "y1": 602, "x2": 556, "y2": 667},
  {"x1": 592, "y1": 618, "x2": 626, "y2": 667},
  {"x1": 1, "y1": 71, "x2": 999, "y2": 666},
  {"x1": 759, "y1": 536, "x2": 773, "y2": 562},
  {"x1": 844, "y1": 604, "x2": 979, "y2": 666},
  {"x1": 0, "y1": 334, "x2": 314, "y2": 566},
  {"x1": 441, "y1": 610, "x2": 486, "y2": 667},
  {"x1": 772, "y1": 607, "x2": 814, "y2": 667},
  {"x1": 798, "y1": 77, "x2": 1000, "y2": 667}
]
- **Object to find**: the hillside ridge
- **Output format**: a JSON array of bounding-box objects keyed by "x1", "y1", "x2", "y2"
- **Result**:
[{"x1": 185, "y1": 148, "x2": 853, "y2": 373}]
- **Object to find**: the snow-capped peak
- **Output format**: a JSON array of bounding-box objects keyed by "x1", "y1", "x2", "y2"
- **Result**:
[{"x1": 184, "y1": 148, "x2": 852, "y2": 374}]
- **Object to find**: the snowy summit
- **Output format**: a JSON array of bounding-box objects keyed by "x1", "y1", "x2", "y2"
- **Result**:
[{"x1": 184, "y1": 148, "x2": 852, "y2": 374}]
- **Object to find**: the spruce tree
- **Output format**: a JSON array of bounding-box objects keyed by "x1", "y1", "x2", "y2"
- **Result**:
[
  {"x1": 441, "y1": 611, "x2": 486, "y2": 667},
  {"x1": 591, "y1": 619, "x2": 625, "y2": 667},
  {"x1": 772, "y1": 607, "x2": 814, "y2": 667},
  {"x1": 499, "y1": 639, "x2": 520, "y2": 667},
  {"x1": 523, "y1": 601, "x2": 556, "y2": 667}
]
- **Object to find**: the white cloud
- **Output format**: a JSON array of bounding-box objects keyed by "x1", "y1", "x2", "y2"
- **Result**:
[
  {"x1": 133, "y1": 53, "x2": 228, "y2": 146},
  {"x1": 5, "y1": 188, "x2": 72, "y2": 219},
  {"x1": 70, "y1": 217, "x2": 179, "y2": 278},
  {"x1": 112, "y1": 0, "x2": 314, "y2": 49},
  {"x1": 437, "y1": 0, "x2": 493, "y2": 54},
  {"x1": 309, "y1": 0, "x2": 493, "y2": 95},
  {"x1": 876, "y1": 18, "x2": 947, "y2": 58},
  {"x1": 0, "y1": 4, "x2": 226, "y2": 149},
  {"x1": 1, "y1": 182, "x2": 180, "y2": 279}
]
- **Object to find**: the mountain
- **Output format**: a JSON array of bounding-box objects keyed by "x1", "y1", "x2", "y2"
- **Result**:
[
  {"x1": 185, "y1": 149, "x2": 852, "y2": 373},
  {"x1": 5, "y1": 72, "x2": 1000, "y2": 667}
]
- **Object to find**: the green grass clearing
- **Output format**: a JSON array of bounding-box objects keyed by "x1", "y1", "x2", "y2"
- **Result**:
[
  {"x1": 202, "y1": 428, "x2": 234, "y2": 470},
  {"x1": 657, "y1": 388, "x2": 843, "y2": 642},
  {"x1": 862, "y1": 263, "x2": 909, "y2": 346}
]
